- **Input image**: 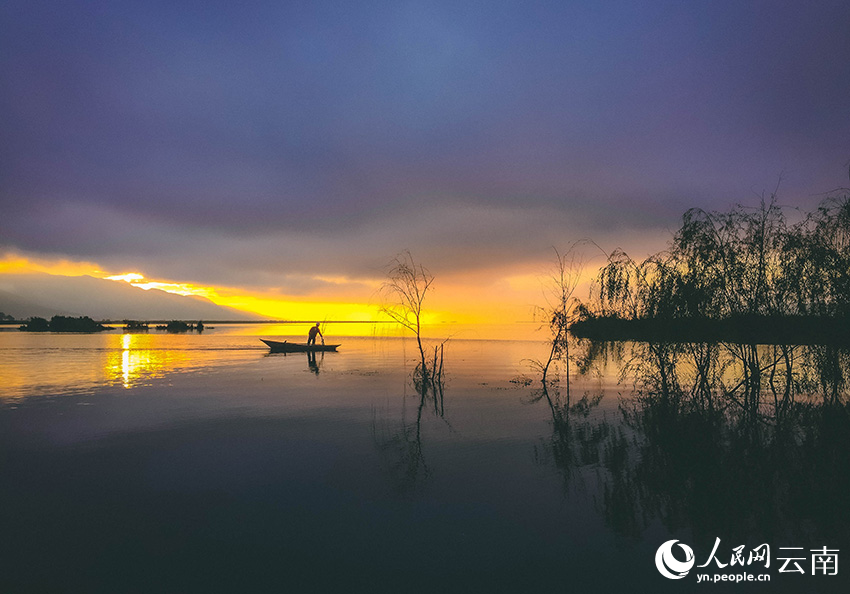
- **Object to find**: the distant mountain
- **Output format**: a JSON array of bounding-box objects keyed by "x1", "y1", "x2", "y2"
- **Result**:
[{"x1": 0, "y1": 273, "x2": 260, "y2": 321}]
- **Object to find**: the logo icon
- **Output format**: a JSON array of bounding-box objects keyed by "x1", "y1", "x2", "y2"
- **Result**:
[{"x1": 656, "y1": 539, "x2": 696, "y2": 579}]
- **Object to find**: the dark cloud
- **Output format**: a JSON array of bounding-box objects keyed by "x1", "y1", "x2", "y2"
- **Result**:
[{"x1": 2, "y1": 0, "x2": 848, "y2": 288}]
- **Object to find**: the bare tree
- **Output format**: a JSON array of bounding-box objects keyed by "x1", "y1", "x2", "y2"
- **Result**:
[
  {"x1": 380, "y1": 250, "x2": 435, "y2": 373},
  {"x1": 533, "y1": 243, "x2": 588, "y2": 391},
  {"x1": 381, "y1": 250, "x2": 448, "y2": 431}
]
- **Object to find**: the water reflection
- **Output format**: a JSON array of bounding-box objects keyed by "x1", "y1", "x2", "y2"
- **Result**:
[
  {"x1": 528, "y1": 381, "x2": 608, "y2": 493},
  {"x1": 529, "y1": 337, "x2": 850, "y2": 545},
  {"x1": 104, "y1": 334, "x2": 192, "y2": 389},
  {"x1": 118, "y1": 334, "x2": 147, "y2": 388},
  {"x1": 263, "y1": 350, "x2": 326, "y2": 375},
  {"x1": 372, "y1": 345, "x2": 449, "y2": 496},
  {"x1": 307, "y1": 352, "x2": 320, "y2": 375}
]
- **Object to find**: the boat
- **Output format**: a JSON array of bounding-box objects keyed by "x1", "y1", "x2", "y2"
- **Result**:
[{"x1": 260, "y1": 339, "x2": 340, "y2": 353}]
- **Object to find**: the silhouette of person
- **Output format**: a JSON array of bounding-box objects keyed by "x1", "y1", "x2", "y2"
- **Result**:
[
  {"x1": 307, "y1": 351, "x2": 320, "y2": 375},
  {"x1": 307, "y1": 322, "x2": 323, "y2": 346}
]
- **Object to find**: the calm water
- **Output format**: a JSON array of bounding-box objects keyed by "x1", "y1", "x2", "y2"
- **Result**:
[{"x1": 1, "y1": 324, "x2": 847, "y2": 593}]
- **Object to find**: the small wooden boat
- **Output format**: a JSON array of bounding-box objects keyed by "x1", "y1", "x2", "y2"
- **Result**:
[{"x1": 260, "y1": 339, "x2": 340, "y2": 353}]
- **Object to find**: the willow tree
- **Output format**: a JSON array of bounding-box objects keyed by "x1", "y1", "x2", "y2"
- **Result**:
[
  {"x1": 590, "y1": 194, "x2": 794, "y2": 322},
  {"x1": 789, "y1": 195, "x2": 850, "y2": 317}
]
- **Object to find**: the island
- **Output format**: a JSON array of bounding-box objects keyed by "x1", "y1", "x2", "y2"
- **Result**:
[{"x1": 19, "y1": 316, "x2": 109, "y2": 332}]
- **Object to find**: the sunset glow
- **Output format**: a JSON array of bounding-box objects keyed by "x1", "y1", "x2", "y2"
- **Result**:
[
  {"x1": 106, "y1": 272, "x2": 220, "y2": 300},
  {"x1": 0, "y1": 253, "x2": 104, "y2": 277},
  {"x1": 1, "y1": 251, "x2": 517, "y2": 323},
  {"x1": 2, "y1": 0, "x2": 846, "y2": 327},
  {"x1": 105, "y1": 273, "x2": 146, "y2": 283}
]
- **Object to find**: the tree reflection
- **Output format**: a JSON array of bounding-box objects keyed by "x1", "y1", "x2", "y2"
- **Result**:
[
  {"x1": 529, "y1": 337, "x2": 850, "y2": 544},
  {"x1": 528, "y1": 381, "x2": 608, "y2": 494},
  {"x1": 372, "y1": 348, "x2": 449, "y2": 497},
  {"x1": 372, "y1": 391, "x2": 430, "y2": 496},
  {"x1": 612, "y1": 340, "x2": 850, "y2": 544}
]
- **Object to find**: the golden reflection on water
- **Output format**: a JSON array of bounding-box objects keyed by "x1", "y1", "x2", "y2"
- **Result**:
[
  {"x1": 0, "y1": 331, "x2": 227, "y2": 399},
  {"x1": 104, "y1": 333, "x2": 192, "y2": 389},
  {"x1": 0, "y1": 323, "x2": 547, "y2": 400},
  {"x1": 226, "y1": 321, "x2": 544, "y2": 342}
]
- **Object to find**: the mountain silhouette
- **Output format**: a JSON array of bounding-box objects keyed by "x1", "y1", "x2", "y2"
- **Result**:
[{"x1": 0, "y1": 273, "x2": 259, "y2": 320}]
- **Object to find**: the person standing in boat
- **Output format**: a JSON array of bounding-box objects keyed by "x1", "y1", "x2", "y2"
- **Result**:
[{"x1": 307, "y1": 322, "x2": 323, "y2": 346}]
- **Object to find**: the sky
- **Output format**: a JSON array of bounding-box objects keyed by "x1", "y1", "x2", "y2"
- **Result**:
[{"x1": 2, "y1": 0, "x2": 849, "y2": 322}]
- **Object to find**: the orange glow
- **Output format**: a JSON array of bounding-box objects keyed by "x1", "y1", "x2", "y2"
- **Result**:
[
  {"x1": 0, "y1": 250, "x2": 596, "y2": 325},
  {"x1": 105, "y1": 273, "x2": 145, "y2": 283},
  {"x1": 107, "y1": 272, "x2": 220, "y2": 299},
  {"x1": 220, "y1": 292, "x2": 373, "y2": 320},
  {"x1": 103, "y1": 333, "x2": 197, "y2": 388},
  {"x1": 103, "y1": 273, "x2": 397, "y2": 320},
  {"x1": 0, "y1": 253, "x2": 104, "y2": 276},
  {"x1": 101, "y1": 270, "x2": 509, "y2": 323}
]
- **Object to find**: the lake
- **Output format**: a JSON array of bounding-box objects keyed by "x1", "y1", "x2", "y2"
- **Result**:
[{"x1": 1, "y1": 324, "x2": 847, "y2": 593}]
